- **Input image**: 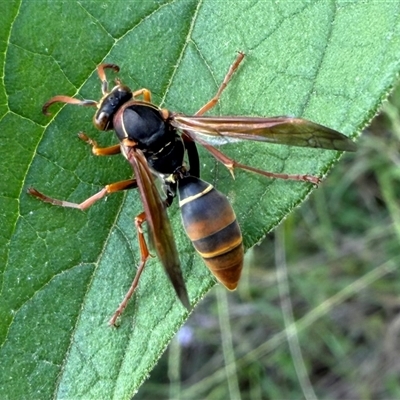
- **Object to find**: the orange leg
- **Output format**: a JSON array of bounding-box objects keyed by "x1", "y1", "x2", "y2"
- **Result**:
[
  {"x1": 180, "y1": 53, "x2": 245, "y2": 176},
  {"x1": 132, "y1": 88, "x2": 152, "y2": 103},
  {"x1": 28, "y1": 179, "x2": 138, "y2": 210},
  {"x1": 29, "y1": 132, "x2": 128, "y2": 208},
  {"x1": 78, "y1": 132, "x2": 121, "y2": 156},
  {"x1": 191, "y1": 52, "x2": 320, "y2": 184},
  {"x1": 200, "y1": 140, "x2": 320, "y2": 184},
  {"x1": 196, "y1": 52, "x2": 245, "y2": 116},
  {"x1": 29, "y1": 184, "x2": 153, "y2": 326},
  {"x1": 28, "y1": 179, "x2": 153, "y2": 326},
  {"x1": 108, "y1": 212, "x2": 150, "y2": 326}
]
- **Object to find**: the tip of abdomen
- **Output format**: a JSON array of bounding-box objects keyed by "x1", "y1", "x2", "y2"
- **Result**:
[{"x1": 203, "y1": 244, "x2": 244, "y2": 291}]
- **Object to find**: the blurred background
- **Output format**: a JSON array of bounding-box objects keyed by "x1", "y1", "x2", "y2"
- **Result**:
[{"x1": 136, "y1": 79, "x2": 400, "y2": 399}]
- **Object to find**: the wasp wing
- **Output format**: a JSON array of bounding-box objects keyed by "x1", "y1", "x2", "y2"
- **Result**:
[
  {"x1": 172, "y1": 115, "x2": 356, "y2": 152},
  {"x1": 127, "y1": 147, "x2": 190, "y2": 310}
]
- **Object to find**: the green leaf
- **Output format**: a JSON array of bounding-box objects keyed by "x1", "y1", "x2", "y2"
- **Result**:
[{"x1": 1, "y1": 1, "x2": 399, "y2": 398}]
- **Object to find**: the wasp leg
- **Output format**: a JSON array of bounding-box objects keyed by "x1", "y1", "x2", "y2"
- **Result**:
[
  {"x1": 182, "y1": 135, "x2": 200, "y2": 178},
  {"x1": 78, "y1": 132, "x2": 121, "y2": 156},
  {"x1": 199, "y1": 140, "x2": 321, "y2": 184},
  {"x1": 132, "y1": 88, "x2": 152, "y2": 103},
  {"x1": 109, "y1": 211, "x2": 149, "y2": 326},
  {"x1": 28, "y1": 179, "x2": 138, "y2": 210},
  {"x1": 188, "y1": 52, "x2": 320, "y2": 184},
  {"x1": 196, "y1": 52, "x2": 245, "y2": 116}
]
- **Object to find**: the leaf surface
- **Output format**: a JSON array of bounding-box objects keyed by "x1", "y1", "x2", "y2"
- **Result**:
[{"x1": 1, "y1": 1, "x2": 400, "y2": 398}]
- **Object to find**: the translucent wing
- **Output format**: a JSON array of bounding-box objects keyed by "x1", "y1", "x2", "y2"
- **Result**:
[
  {"x1": 127, "y1": 147, "x2": 190, "y2": 309},
  {"x1": 171, "y1": 115, "x2": 356, "y2": 152}
]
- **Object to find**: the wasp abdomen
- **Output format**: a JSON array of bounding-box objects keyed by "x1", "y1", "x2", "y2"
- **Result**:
[{"x1": 178, "y1": 176, "x2": 243, "y2": 290}]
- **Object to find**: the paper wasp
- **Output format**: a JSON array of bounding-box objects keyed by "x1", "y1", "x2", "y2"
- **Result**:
[{"x1": 29, "y1": 52, "x2": 356, "y2": 325}]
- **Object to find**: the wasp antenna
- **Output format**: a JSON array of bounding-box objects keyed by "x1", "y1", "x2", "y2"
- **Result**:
[
  {"x1": 97, "y1": 63, "x2": 120, "y2": 94},
  {"x1": 101, "y1": 80, "x2": 108, "y2": 95},
  {"x1": 42, "y1": 96, "x2": 97, "y2": 116}
]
